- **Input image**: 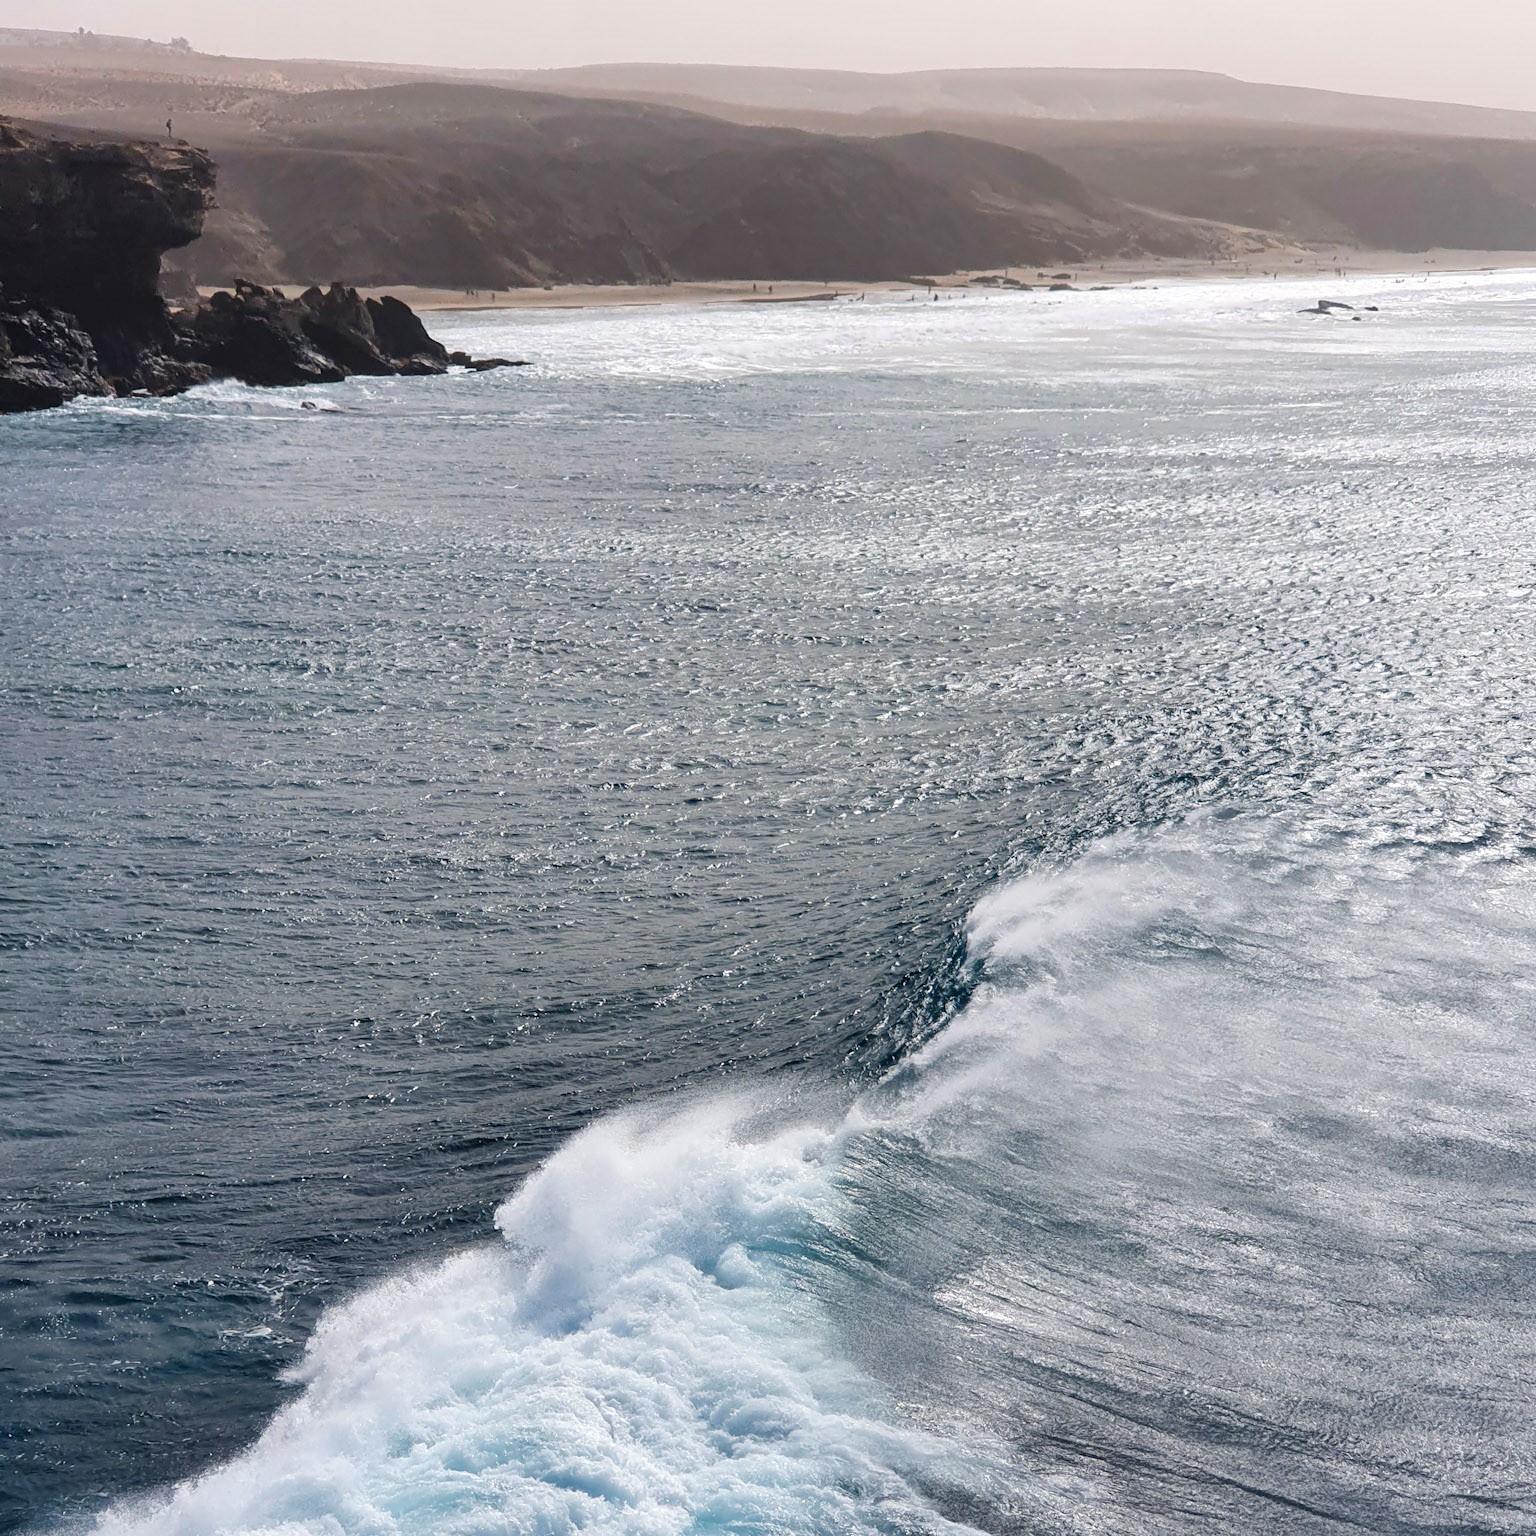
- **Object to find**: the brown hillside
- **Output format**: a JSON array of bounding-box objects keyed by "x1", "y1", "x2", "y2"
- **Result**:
[
  {"x1": 10, "y1": 34, "x2": 1536, "y2": 281},
  {"x1": 2, "y1": 78, "x2": 1244, "y2": 287}
]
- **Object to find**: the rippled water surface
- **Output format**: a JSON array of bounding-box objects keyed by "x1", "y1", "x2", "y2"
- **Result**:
[{"x1": 4, "y1": 273, "x2": 1536, "y2": 1533}]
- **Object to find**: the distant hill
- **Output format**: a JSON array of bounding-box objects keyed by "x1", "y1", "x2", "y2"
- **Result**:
[
  {"x1": 0, "y1": 27, "x2": 421, "y2": 92},
  {"x1": 618, "y1": 97, "x2": 1536, "y2": 255},
  {"x1": 507, "y1": 63, "x2": 1536, "y2": 142},
  {"x1": 480, "y1": 65, "x2": 1536, "y2": 254},
  {"x1": 10, "y1": 32, "x2": 1536, "y2": 285},
  {"x1": 1025, "y1": 122, "x2": 1536, "y2": 252},
  {"x1": 8, "y1": 33, "x2": 1536, "y2": 140},
  {"x1": 155, "y1": 83, "x2": 1242, "y2": 288}
]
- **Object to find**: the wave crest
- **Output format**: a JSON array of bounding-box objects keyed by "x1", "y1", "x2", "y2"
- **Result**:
[{"x1": 92, "y1": 1100, "x2": 984, "y2": 1536}]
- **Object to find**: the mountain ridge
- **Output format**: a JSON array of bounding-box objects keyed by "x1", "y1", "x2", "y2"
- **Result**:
[
  {"x1": 10, "y1": 32, "x2": 1536, "y2": 288},
  {"x1": 153, "y1": 80, "x2": 1244, "y2": 288},
  {"x1": 7, "y1": 29, "x2": 1536, "y2": 139}
]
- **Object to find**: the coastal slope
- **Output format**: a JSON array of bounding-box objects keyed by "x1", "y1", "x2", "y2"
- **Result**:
[
  {"x1": 146, "y1": 84, "x2": 1251, "y2": 288},
  {"x1": 0, "y1": 70, "x2": 1259, "y2": 289},
  {"x1": 11, "y1": 34, "x2": 1536, "y2": 287},
  {"x1": 0, "y1": 118, "x2": 506, "y2": 413}
]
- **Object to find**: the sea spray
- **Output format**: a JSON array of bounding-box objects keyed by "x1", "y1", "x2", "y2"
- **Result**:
[
  {"x1": 82, "y1": 810, "x2": 1536, "y2": 1534},
  {"x1": 90, "y1": 1100, "x2": 994, "y2": 1536},
  {"x1": 843, "y1": 811, "x2": 1536, "y2": 1533}
]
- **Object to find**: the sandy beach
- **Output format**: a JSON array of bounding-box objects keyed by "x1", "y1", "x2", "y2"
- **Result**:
[{"x1": 312, "y1": 248, "x2": 1536, "y2": 313}]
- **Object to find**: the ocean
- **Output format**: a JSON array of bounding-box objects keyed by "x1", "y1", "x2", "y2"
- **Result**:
[{"x1": 4, "y1": 272, "x2": 1536, "y2": 1533}]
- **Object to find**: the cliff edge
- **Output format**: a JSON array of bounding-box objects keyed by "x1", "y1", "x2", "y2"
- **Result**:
[
  {"x1": 0, "y1": 119, "x2": 214, "y2": 407},
  {"x1": 0, "y1": 120, "x2": 499, "y2": 414}
]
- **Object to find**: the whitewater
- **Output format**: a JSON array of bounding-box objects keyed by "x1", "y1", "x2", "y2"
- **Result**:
[
  {"x1": 5, "y1": 271, "x2": 1536, "y2": 1534},
  {"x1": 80, "y1": 810, "x2": 1536, "y2": 1535}
]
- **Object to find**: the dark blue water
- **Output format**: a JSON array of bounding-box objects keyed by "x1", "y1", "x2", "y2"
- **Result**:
[{"x1": 5, "y1": 276, "x2": 1536, "y2": 1534}]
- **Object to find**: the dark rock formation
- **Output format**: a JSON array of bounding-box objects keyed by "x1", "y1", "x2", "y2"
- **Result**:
[
  {"x1": 297, "y1": 283, "x2": 390, "y2": 375},
  {"x1": 0, "y1": 295, "x2": 110, "y2": 412},
  {"x1": 0, "y1": 120, "x2": 511, "y2": 414},
  {"x1": 0, "y1": 118, "x2": 213, "y2": 405},
  {"x1": 178, "y1": 280, "x2": 459, "y2": 387},
  {"x1": 360, "y1": 293, "x2": 450, "y2": 374},
  {"x1": 450, "y1": 351, "x2": 530, "y2": 372},
  {"x1": 182, "y1": 280, "x2": 346, "y2": 386}
]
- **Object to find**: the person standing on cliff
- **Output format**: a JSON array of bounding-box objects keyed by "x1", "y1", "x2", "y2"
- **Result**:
[{"x1": 166, "y1": 118, "x2": 173, "y2": 141}]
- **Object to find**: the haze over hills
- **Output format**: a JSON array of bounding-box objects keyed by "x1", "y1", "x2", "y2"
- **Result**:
[
  {"x1": 508, "y1": 62, "x2": 1536, "y2": 141},
  {"x1": 182, "y1": 85, "x2": 1245, "y2": 288},
  {"x1": 609, "y1": 97, "x2": 1536, "y2": 255},
  {"x1": 0, "y1": 39, "x2": 1258, "y2": 288},
  {"x1": 9, "y1": 27, "x2": 1536, "y2": 288},
  {"x1": 3, "y1": 72, "x2": 1251, "y2": 288},
  {"x1": 11, "y1": 29, "x2": 1536, "y2": 139}
]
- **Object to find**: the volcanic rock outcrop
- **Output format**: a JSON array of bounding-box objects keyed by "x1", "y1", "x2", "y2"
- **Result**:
[
  {"x1": 181, "y1": 279, "x2": 457, "y2": 386},
  {"x1": 0, "y1": 120, "x2": 504, "y2": 414},
  {"x1": 0, "y1": 119, "x2": 214, "y2": 408}
]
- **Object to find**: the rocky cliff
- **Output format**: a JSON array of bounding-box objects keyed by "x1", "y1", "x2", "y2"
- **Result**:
[
  {"x1": 0, "y1": 120, "x2": 500, "y2": 414},
  {"x1": 0, "y1": 119, "x2": 214, "y2": 406}
]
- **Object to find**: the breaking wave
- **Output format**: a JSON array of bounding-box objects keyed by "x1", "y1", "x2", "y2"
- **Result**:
[
  {"x1": 89, "y1": 1093, "x2": 994, "y2": 1536},
  {"x1": 88, "y1": 807, "x2": 1536, "y2": 1534}
]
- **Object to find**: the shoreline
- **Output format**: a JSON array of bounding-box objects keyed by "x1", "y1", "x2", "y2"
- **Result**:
[{"x1": 280, "y1": 248, "x2": 1536, "y2": 313}]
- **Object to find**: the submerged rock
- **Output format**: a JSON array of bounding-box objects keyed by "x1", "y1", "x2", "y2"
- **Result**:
[{"x1": 449, "y1": 350, "x2": 530, "y2": 372}]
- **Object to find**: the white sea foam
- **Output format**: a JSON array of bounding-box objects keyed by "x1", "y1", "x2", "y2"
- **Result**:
[
  {"x1": 91, "y1": 1099, "x2": 988, "y2": 1536},
  {"x1": 88, "y1": 809, "x2": 1536, "y2": 1535}
]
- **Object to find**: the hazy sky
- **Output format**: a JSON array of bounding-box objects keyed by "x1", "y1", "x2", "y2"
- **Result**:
[{"x1": 11, "y1": 0, "x2": 1536, "y2": 110}]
